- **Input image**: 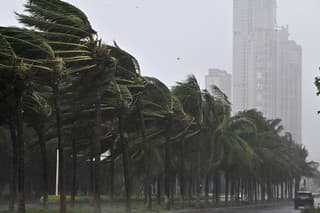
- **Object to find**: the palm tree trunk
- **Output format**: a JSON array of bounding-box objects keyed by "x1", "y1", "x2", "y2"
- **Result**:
[
  {"x1": 205, "y1": 174, "x2": 209, "y2": 205},
  {"x1": 196, "y1": 143, "x2": 200, "y2": 209},
  {"x1": 178, "y1": 139, "x2": 185, "y2": 209},
  {"x1": 281, "y1": 182, "x2": 284, "y2": 200},
  {"x1": 225, "y1": 172, "x2": 229, "y2": 206},
  {"x1": 164, "y1": 119, "x2": 171, "y2": 210},
  {"x1": 249, "y1": 178, "x2": 253, "y2": 201},
  {"x1": 294, "y1": 177, "x2": 300, "y2": 195},
  {"x1": 90, "y1": 139, "x2": 94, "y2": 198},
  {"x1": 39, "y1": 131, "x2": 49, "y2": 209},
  {"x1": 290, "y1": 179, "x2": 294, "y2": 199},
  {"x1": 215, "y1": 172, "x2": 220, "y2": 203},
  {"x1": 119, "y1": 112, "x2": 131, "y2": 213},
  {"x1": 261, "y1": 181, "x2": 265, "y2": 201},
  {"x1": 143, "y1": 182, "x2": 147, "y2": 204},
  {"x1": 157, "y1": 175, "x2": 161, "y2": 205},
  {"x1": 256, "y1": 183, "x2": 261, "y2": 201},
  {"x1": 267, "y1": 180, "x2": 271, "y2": 200},
  {"x1": 71, "y1": 125, "x2": 77, "y2": 208},
  {"x1": 188, "y1": 177, "x2": 193, "y2": 206},
  {"x1": 259, "y1": 182, "x2": 262, "y2": 201},
  {"x1": 54, "y1": 81, "x2": 66, "y2": 213},
  {"x1": 9, "y1": 123, "x2": 18, "y2": 212},
  {"x1": 285, "y1": 180, "x2": 288, "y2": 199},
  {"x1": 241, "y1": 179, "x2": 245, "y2": 201},
  {"x1": 138, "y1": 101, "x2": 152, "y2": 210},
  {"x1": 212, "y1": 175, "x2": 215, "y2": 203},
  {"x1": 287, "y1": 180, "x2": 290, "y2": 199},
  {"x1": 230, "y1": 175, "x2": 235, "y2": 202},
  {"x1": 17, "y1": 95, "x2": 25, "y2": 213},
  {"x1": 254, "y1": 180, "x2": 258, "y2": 202},
  {"x1": 109, "y1": 141, "x2": 114, "y2": 203},
  {"x1": 235, "y1": 178, "x2": 240, "y2": 201},
  {"x1": 170, "y1": 176, "x2": 175, "y2": 206},
  {"x1": 245, "y1": 178, "x2": 249, "y2": 201},
  {"x1": 93, "y1": 96, "x2": 102, "y2": 213}
]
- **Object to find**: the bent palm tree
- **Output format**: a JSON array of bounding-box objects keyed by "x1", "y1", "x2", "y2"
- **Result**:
[
  {"x1": 172, "y1": 75, "x2": 203, "y2": 208},
  {"x1": 23, "y1": 91, "x2": 52, "y2": 208},
  {"x1": 17, "y1": 1, "x2": 97, "y2": 212},
  {"x1": 0, "y1": 27, "x2": 54, "y2": 213}
]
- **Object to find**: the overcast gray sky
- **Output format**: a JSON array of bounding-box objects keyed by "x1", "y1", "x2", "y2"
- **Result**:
[{"x1": 2, "y1": 0, "x2": 320, "y2": 162}]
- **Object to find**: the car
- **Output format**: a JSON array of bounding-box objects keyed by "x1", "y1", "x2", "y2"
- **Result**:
[{"x1": 294, "y1": 191, "x2": 314, "y2": 209}]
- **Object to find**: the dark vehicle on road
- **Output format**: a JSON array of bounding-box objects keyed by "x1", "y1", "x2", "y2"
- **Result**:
[{"x1": 294, "y1": 191, "x2": 314, "y2": 209}]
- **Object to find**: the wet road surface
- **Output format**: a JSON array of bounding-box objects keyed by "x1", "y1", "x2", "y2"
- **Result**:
[
  {"x1": 203, "y1": 204, "x2": 299, "y2": 213},
  {"x1": 200, "y1": 198, "x2": 320, "y2": 213}
]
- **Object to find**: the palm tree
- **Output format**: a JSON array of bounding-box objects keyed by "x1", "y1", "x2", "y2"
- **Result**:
[
  {"x1": 0, "y1": 102, "x2": 18, "y2": 211},
  {"x1": 135, "y1": 91, "x2": 153, "y2": 209},
  {"x1": 201, "y1": 87, "x2": 231, "y2": 204},
  {"x1": 0, "y1": 26, "x2": 55, "y2": 213},
  {"x1": 111, "y1": 44, "x2": 145, "y2": 213},
  {"x1": 172, "y1": 75, "x2": 203, "y2": 208},
  {"x1": 23, "y1": 91, "x2": 52, "y2": 208},
  {"x1": 215, "y1": 113, "x2": 256, "y2": 205},
  {"x1": 68, "y1": 43, "x2": 116, "y2": 212},
  {"x1": 134, "y1": 77, "x2": 189, "y2": 210},
  {"x1": 115, "y1": 84, "x2": 133, "y2": 213},
  {"x1": 0, "y1": 43, "x2": 19, "y2": 211},
  {"x1": 143, "y1": 77, "x2": 173, "y2": 210},
  {"x1": 170, "y1": 96, "x2": 193, "y2": 208},
  {"x1": 17, "y1": 1, "x2": 97, "y2": 211}
]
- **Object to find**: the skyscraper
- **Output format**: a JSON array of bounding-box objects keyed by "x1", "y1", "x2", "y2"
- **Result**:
[
  {"x1": 233, "y1": 0, "x2": 302, "y2": 143},
  {"x1": 205, "y1": 69, "x2": 232, "y2": 100},
  {"x1": 276, "y1": 36, "x2": 302, "y2": 142}
]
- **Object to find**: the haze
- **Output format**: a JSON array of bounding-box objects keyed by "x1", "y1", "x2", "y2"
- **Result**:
[{"x1": 2, "y1": 0, "x2": 320, "y2": 161}]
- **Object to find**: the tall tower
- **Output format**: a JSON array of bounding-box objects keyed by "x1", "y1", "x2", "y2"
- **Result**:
[
  {"x1": 233, "y1": 0, "x2": 277, "y2": 115},
  {"x1": 232, "y1": 0, "x2": 302, "y2": 143},
  {"x1": 276, "y1": 35, "x2": 302, "y2": 142}
]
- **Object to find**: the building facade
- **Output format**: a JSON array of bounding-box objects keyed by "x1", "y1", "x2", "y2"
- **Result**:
[
  {"x1": 233, "y1": 0, "x2": 302, "y2": 143},
  {"x1": 276, "y1": 37, "x2": 302, "y2": 142},
  {"x1": 205, "y1": 69, "x2": 232, "y2": 100}
]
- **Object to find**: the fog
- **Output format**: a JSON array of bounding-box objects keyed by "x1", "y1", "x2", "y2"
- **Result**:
[{"x1": 2, "y1": 0, "x2": 320, "y2": 161}]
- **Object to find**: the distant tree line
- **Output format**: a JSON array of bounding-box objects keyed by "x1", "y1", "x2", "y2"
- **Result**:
[{"x1": 0, "y1": 1, "x2": 317, "y2": 213}]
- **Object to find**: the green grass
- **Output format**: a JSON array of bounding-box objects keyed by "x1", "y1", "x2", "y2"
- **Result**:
[
  {"x1": 0, "y1": 203, "x2": 230, "y2": 213},
  {"x1": 0, "y1": 206, "x2": 125, "y2": 213},
  {"x1": 302, "y1": 208, "x2": 320, "y2": 213},
  {"x1": 0, "y1": 198, "x2": 293, "y2": 213},
  {"x1": 39, "y1": 195, "x2": 153, "y2": 203},
  {"x1": 0, "y1": 208, "x2": 93, "y2": 213},
  {"x1": 40, "y1": 195, "x2": 89, "y2": 203}
]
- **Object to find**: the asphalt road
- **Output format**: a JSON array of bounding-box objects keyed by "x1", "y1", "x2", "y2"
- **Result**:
[
  {"x1": 202, "y1": 204, "x2": 299, "y2": 213},
  {"x1": 199, "y1": 198, "x2": 320, "y2": 213}
]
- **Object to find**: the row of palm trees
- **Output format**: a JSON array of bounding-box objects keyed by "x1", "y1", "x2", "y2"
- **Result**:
[{"x1": 0, "y1": 0, "x2": 317, "y2": 213}]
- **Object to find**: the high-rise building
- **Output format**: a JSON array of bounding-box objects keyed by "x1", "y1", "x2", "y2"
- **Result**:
[
  {"x1": 276, "y1": 36, "x2": 302, "y2": 142},
  {"x1": 233, "y1": 0, "x2": 277, "y2": 115},
  {"x1": 205, "y1": 69, "x2": 232, "y2": 99},
  {"x1": 233, "y1": 0, "x2": 302, "y2": 143}
]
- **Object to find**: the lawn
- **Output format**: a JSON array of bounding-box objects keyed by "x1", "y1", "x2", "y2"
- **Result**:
[
  {"x1": 0, "y1": 206, "x2": 125, "y2": 213},
  {"x1": 302, "y1": 208, "x2": 320, "y2": 213}
]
